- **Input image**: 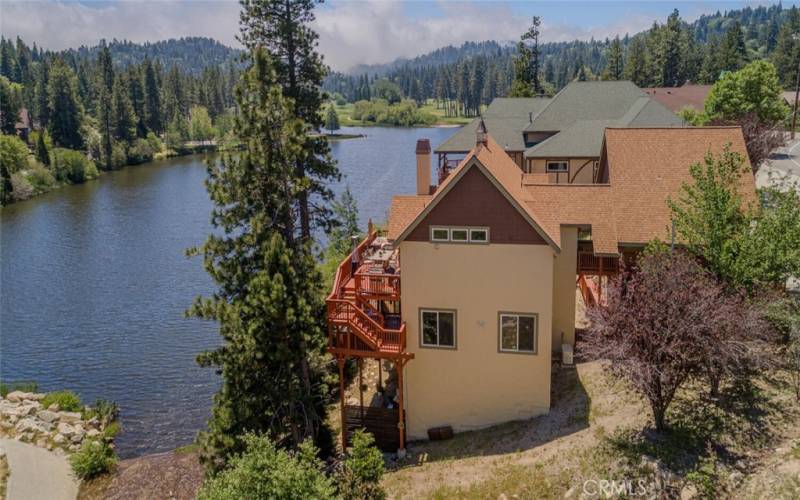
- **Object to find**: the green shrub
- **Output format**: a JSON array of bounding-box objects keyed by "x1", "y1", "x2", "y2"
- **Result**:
[
  {"x1": 127, "y1": 138, "x2": 156, "y2": 164},
  {"x1": 41, "y1": 390, "x2": 81, "y2": 411},
  {"x1": 337, "y1": 430, "x2": 385, "y2": 500},
  {"x1": 69, "y1": 440, "x2": 117, "y2": 479},
  {"x1": 0, "y1": 134, "x2": 30, "y2": 174},
  {"x1": 52, "y1": 149, "x2": 99, "y2": 183},
  {"x1": 111, "y1": 143, "x2": 127, "y2": 169},
  {"x1": 0, "y1": 381, "x2": 38, "y2": 398},
  {"x1": 102, "y1": 421, "x2": 121, "y2": 440},
  {"x1": 197, "y1": 433, "x2": 335, "y2": 500},
  {"x1": 25, "y1": 166, "x2": 56, "y2": 194}
]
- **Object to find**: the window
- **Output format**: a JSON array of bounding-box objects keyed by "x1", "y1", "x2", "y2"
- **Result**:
[
  {"x1": 420, "y1": 309, "x2": 456, "y2": 348},
  {"x1": 429, "y1": 226, "x2": 490, "y2": 244},
  {"x1": 450, "y1": 228, "x2": 468, "y2": 242},
  {"x1": 469, "y1": 228, "x2": 488, "y2": 243},
  {"x1": 546, "y1": 161, "x2": 569, "y2": 173},
  {"x1": 431, "y1": 227, "x2": 449, "y2": 242},
  {"x1": 499, "y1": 313, "x2": 537, "y2": 354}
]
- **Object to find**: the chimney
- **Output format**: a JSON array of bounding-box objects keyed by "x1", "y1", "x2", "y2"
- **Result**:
[
  {"x1": 528, "y1": 111, "x2": 533, "y2": 123},
  {"x1": 476, "y1": 116, "x2": 488, "y2": 146},
  {"x1": 415, "y1": 138, "x2": 431, "y2": 196}
]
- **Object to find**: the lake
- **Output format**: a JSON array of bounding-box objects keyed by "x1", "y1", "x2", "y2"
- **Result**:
[{"x1": 0, "y1": 126, "x2": 456, "y2": 458}]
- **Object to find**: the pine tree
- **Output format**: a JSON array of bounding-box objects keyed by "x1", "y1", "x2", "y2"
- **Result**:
[
  {"x1": 239, "y1": 0, "x2": 341, "y2": 241},
  {"x1": 111, "y1": 74, "x2": 137, "y2": 142},
  {"x1": 661, "y1": 9, "x2": 684, "y2": 86},
  {"x1": 189, "y1": 48, "x2": 331, "y2": 472},
  {"x1": 605, "y1": 36, "x2": 624, "y2": 80},
  {"x1": 96, "y1": 83, "x2": 114, "y2": 169},
  {"x1": 624, "y1": 37, "x2": 648, "y2": 86},
  {"x1": 699, "y1": 35, "x2": 722, "y2": 83},
  {"x1": 325, "y1": 103, "x2": 339, "y2": 133},
  {"x1": 34, "y1": 61, "x2": 49, "y2": 128},
  {"x1": 97, "y1": 43, "x2": 114, "y2": 93},
  {"x1": 772, "y1": 7, "x2": 800, "y2": 88},
  {"x1": 47, "y1": 59, "x2": 83, "y2": 149},
  {"x1": 36, "y1": 130, "x2": 50, "y2": 167},
  {"x1": 142, "y1": 57, "x2": 162, "y2": 133},
  {"x1": 510, "y1": 16, "x2": 541, "y2": 96},
  {"x1": 719, "y1": 21, "x2": 747, "y2": 72},
  {"x1": 127, "y1": 66, "x2": 147, "y2": 137}
]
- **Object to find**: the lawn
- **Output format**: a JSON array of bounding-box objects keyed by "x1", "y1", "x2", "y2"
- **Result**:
[{"x1": 332, "y1": 100, "x2": 476, "y2": 128}]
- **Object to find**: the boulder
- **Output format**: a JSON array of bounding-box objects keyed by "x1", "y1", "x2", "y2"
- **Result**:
[
  {"x1": 71, "y1": 429, "x2": 85, "y2": 444},
  {"x1": 48, "y1": 404, "x2": 60, "y2": 412},
  {"x1": 15, "y1": 417, "x2": 50, "y2": 434},
  {"x1": 86, "y1": 429, "x2": 101, "y2": 439},
  {"x1": 6, "y1": 392, "x2": 43, "y2": 402},
  {"x1": 680, "y1": 484, "x2": 698, "y2": 500},
  {"x1": 57, "y1": 422, "x2": 75, "y2": 437},
  {"x1": 59, "y1": 411, "x2": 82, "y2": 423},
  {"x1": 53, "y1": 433, "x2": 66, "y2": 445},
  {"x1": 37, "y1": 410, "x2": 59, "y2": 423},
  {"x1": 68, "y1": 444, "x2": 79, "y2": 453}
]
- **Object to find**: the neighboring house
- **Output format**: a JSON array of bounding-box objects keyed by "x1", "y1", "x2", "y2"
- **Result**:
[
  {"x1": 643, "y1": 84, "x2": 712, "y2": 113},
  {"x1": 435, "y1": 81, "x2": 683, "y2": 185},
  {"x1": 785, "y1": 90, "x2": 798, "y2": 110},
  {"x1": 15, "y1": 108, "x2": 31, "y2": 142},
  {"x1": 327, "y1": 122, "x2": 756, "y2": 455}
]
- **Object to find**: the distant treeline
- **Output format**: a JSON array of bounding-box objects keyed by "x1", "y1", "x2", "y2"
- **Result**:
[{"x1": 324, "y1": 3, "x2": 800, "y2": 117}]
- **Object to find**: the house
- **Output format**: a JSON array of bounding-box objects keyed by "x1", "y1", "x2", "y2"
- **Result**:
[
  {"x1": 435, "y1": 81, "x2": 683, "y2": 185},
  {"x1": 643, "y1": 84, "x2": 712, "y2": 113},
  {"x1": 327, "y1": 122, "x2": 756, "y2": 455},
  {"x1": 784, "y1": 90, "x2": 797, "y2": 110},
  {"x1": 15, "y1": 108, "x2": 31, "y2": 143}
]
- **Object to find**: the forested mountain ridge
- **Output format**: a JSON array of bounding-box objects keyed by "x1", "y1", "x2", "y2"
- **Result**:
[{"x1": 323, "y1": 3, "x2": 800, "y2": 109}]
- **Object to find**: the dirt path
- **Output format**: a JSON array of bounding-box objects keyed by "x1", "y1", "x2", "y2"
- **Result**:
[{"x1": 0, "y1": 438, "x2": 78, "y2": 500}]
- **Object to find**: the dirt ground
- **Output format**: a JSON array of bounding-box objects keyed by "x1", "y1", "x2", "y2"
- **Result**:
[{"x1": 78, "y1": 450, "x2": 204, "y2": 500}]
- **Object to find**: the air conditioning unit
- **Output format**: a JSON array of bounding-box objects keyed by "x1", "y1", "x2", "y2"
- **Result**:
[{"x1": 562, "y1": 344, "x2": 574, "y2": 366}]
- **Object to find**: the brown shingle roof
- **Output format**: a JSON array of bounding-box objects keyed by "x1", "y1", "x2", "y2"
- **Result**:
[
  {"x1": 643, "y1": 85, "x2": 711, "y2": 112},
  {"x1": 387, "y1": 127, "x2": 757, "y2": 257}
]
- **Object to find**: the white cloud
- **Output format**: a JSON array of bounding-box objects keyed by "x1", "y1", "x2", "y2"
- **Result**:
[{"x1": 0, "y1": 0, "x2": 692, "y2": 72}]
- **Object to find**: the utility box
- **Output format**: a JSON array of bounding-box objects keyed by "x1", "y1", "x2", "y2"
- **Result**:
[{"x1": 562, "y1": 344, "x2": 574, "y2": 366}]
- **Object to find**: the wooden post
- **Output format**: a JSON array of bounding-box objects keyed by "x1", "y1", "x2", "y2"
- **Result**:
[
  {"x1": 378, "y1": 359, "x2": 383, "y2": 390},
  {"x1": 396, "y1": 359, "x2": 406, "y2": 457},
  {"x1": 598, "y1": 256, "x2": 604, "y2": 304},
  {"x1": 358, "y1": 359, "x2": 364, "y2": 420},
  {"x1": 338, "y1": 356, "x2": 347, "y2": 450}
]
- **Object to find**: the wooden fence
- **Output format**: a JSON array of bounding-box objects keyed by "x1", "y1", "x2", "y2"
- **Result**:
[{"x1": 344, "y1": 405, "x2": 402, "y2": 452}]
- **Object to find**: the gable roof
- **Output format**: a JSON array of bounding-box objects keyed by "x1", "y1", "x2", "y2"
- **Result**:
[
  {"x1": 523, "y1": 81, "x2": 680, "y2": 133},
  {"x1": 389, "y1": 127, "x2": 758, "y2": 257},
  {"x1": 392, "y1": 134, "x2": 559, "y2": 249},
  {"x1": 785, "y1": 91, "x2": 797, "y2": 106},
  {"x1": 434, "y1": 97, "x2": 550, "y2": 153},
  {"x1": 643, "y1": 85, "x2": 712, "y2": 112}
]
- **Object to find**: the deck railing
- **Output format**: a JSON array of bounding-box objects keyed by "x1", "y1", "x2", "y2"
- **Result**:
[
  {"x1": 577, "y1": 251, "x2": 619, "y2": 275},
  {"x1": 354, "y1": 269, "x2": 401, "y2": 299},
  {"x1": 327, "y1": 298, "x2": 406, "y2": 352}
]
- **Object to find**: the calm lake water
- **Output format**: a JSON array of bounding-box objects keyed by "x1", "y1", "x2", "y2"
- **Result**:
[{"x1": 0, "y1": 126, "x2": 455, "y2": 458}]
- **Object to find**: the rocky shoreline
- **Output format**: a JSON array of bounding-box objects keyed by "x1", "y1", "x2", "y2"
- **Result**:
[{"x1": 0, "y1": 391, "x2": 111, "y2": 456}]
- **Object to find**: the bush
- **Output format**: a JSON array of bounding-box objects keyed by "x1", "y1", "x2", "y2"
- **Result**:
[
  {"x1": 127, "y1": 137, "x2": 160, "y2": 165},
  {"x1": 0, "y1": 381, "x2": 38, "y2": 398},
  {"x1": 111, "y1": 142, "x2": 127, "y2": 169},
  {"x1": 41, "y1": 390, "x2": 81, "y2": 412},
  {"x1": 351, "y1": 99, "x2": 435, "y2": 126},
  {"x1": 197, "y1": 434, "x2": 335, "y2": 500},
  {"x1": 82, "y1": 399, "x2": 120, "y2": 427},
  {"x1": 53, "y1": 148, "x2": 99, "y2": 184},
  {"x1": 337, "y1": 430, "x2": 385, "y2": 500},
  {"x1": 9, "y1": 172, "x2": 33, "y2": 201},
  {"x1": 69, "y1": 440, "x2": 117, "y2": 479},
  {"x1": 0, "y1": 134, "x2": 30, "y2": 174},
  {"x1": 25, "y1": 166, "x2": 56, "y2": 194}
]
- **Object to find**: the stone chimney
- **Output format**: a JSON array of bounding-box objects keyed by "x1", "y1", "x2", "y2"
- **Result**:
[
  {"x1": 476, "y1": 116, "x2": 488, "y2": 146},
  {"x1": 416, "y1": 138, "x2": 431, "y2": 196}
]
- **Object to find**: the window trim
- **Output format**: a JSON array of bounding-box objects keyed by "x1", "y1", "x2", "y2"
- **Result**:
[
  {"x1": 546, "y1": 160, "x2": 569, "y2": 173},
  {"x1": 429, "y1": 226, "x2": 490, "y2": 244},
  {"x1": 419, "y1": 308, "x2": 457, "y2": 349},
  {"x1": 497, "y1": 312, "x2": 538, "y2": 355}
]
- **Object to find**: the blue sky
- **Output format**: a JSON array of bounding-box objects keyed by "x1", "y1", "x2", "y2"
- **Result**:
[{"x1": 1, "y1": 1, "x2": 795, "y2": 71}]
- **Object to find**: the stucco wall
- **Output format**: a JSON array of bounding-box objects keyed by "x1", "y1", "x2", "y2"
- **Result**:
[
  {"x1": 552, "y1": 227, "x2": 578, "y2": 350},
  {"x1": 526, "y1": 158, "x2": 597, "y2": 184},
  {"x1": 399, "y1": 240, "x2": 554, "y2": 440}
]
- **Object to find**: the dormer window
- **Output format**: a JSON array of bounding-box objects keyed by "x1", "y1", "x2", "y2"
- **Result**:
[{"x1": 546, "y1": 161, "x2": 569, "y2": 173}]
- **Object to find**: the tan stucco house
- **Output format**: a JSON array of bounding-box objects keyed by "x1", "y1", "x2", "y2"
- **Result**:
[{"x1": 327, "y1": 94, "x2": 756, "y2": 455}]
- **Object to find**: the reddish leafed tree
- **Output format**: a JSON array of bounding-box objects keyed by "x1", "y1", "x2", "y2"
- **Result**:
[
  {"x1": 709, "y1": 113, "x2": 786, "y2": 173},
  {"x1": 583, "y1": 249, "x2": 769, "y2": 430}
]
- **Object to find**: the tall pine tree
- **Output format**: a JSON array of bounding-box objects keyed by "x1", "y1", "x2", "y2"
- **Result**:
[{"x1": 47, "y1": 59, "x2": 83, "y2": 149}]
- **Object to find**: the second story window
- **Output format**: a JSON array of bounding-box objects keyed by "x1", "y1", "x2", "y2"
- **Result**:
[
  {"x1": 546, "y1": 161, "x2": 569, "y2": 173},
  {"x1": 420, "y1": 309, "x2": 456, "y2": 348},
  {"x1": 430, "y1": 226, "x2": 490, "y2": 244}
]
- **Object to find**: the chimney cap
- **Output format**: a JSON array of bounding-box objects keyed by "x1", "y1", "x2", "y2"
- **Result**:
[{"x1": 415, "y1": 138, "x2": 431, "y2": 154}]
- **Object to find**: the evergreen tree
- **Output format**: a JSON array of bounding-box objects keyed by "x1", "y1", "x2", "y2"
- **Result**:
[
  {"x1": 0, "y1": 76, "x2": 21, "y2": 134},
  {"x1": 624, "y1": 37, "x2": 648, "y2": 86},
  {"x1": 97, "y1": 43, "x2": 115, "y2": 93},
  {"x1": 239, "y1": 0, "x2": 341, "y2": 241},
  {"x1": 0, "y1": 157, "x2": 13, "y2": 206},
  {"x1": 47, "y1": 59, "x2": 83, "y2": 149},
  {"x1": 111, "y1": 74, "x2": 137, "y2": 142},
  {"x1": 510, "y1": 16, "x2": 541, "y2": 96},
  {"x1": 142, "y1": 58, "x2": 162, "y2": 133},
  {"x1": 34, "y1": 61, "x2": 50, "y2": 128},
  {"x1": 36, "y1": 130, "x2": 50, "y2": 167},
  {"x1": 661, "y1": 9, "x2": 684, "y2": 86},
  {"x1": 772, "y1": 7, "x2": 800, "y2": 88},
  {"x1": 719, "y1": 21, "x2": 747, "y2": 72},
  {"x1": 96, "y1": 83, "x2": 114, "y2": 169},
  {"x1": 126, "y1": 66, "x2": 147, "y2": 137},
  {"x1": 605, "y1": 36, "x2": 624, "y2": 80},
  {"x1": 325, "y1": 103, "x2": 339, "y2": 133},
  {"x1": 189, "y1": 48, "x2": 331, "y2": 472},
  {"x1": 162, "y1": 65, "x2": 186, "y2": 127},
  {"x1": 699, "y1": 35, "x2": 722, "y2": 83}
]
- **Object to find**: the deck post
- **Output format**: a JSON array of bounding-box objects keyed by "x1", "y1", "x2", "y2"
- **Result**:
[
  {"x1": 338, "y1": 356, "x2": 347, "y2": 450},
  {"x1": 378, "y1": 359, "x2": 383, "y2": 390},
  {"x1": 358, "y1": 358, "x2": 364, "y2": 420},
  {"x1": 598, "y1": 256, "x2": 604, "y2": 303},
  {"x1": 396, "y1": 358, "x2": 406, "y2": 458}
]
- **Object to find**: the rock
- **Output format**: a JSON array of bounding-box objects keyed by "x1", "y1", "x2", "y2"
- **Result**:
[
  {"x1": 59, "y1": 411, "x2": 82, "y2": 423},
  {"x1": 57, "y1": 422, "x2": 75, "y2": 437},
  {"x1": 680, "y1": 484, "x2": 698, "y2": 500},
  {"x1": 7, "y1": 415, "x2": 18, "y2": 424},
  {"x1": 53, "y1": 433, "x2": 66, "y2": 444},
  {"x1": 6, "y1": 391, "x2": 34, "y2": 402},
  {"x1": 37, "y1": 410, "x2": 59, "y2": 423},
  {"x1": 71, "y1": 429, "x2": 85, "y2": 444},
  {"x1": 86, "y1": 429, "x2": 101, "y2": 439},
  {"x1": 36, "y1": 438, "x2": 47, "y2": 448},
  {"x1": 0, "y1": 421, "x2": 13, "y2": 430},
  {"x1": 15, "y1": 417, "x2": 50, "y2": 434},
  {"x1": 87, "y1": 417, "x2": 100, "y2": 428},
  {"x1": 18, "y1": 404, "x2": 38, "y2": 417},
  {"x1": 68, "y1": 444, "x2": 79, "y2": 453},
  {"x1": 564, "y1": 486, "x2": 577, "y2": 498},
  {"x1": 48, "y1": 404, "x2": 60, "y2": 412},
  {"x1": 729, "y1": 471, "x2": 744, "y2": 487}
]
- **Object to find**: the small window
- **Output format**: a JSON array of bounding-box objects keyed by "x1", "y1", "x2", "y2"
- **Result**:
[
  {"x1": 421, "y1": 309, "x2": 456, "y2": 348},
  {"x1": 431, "y1": 227, "x2": 449, "y2": 242},
  {"x1": 499, "y1": 313, "x2": 537, "y2": 354},
  {"x1": 469, "y1": 228, "x2": 488, "y2": 243},
  {"x1": 546, "y1": 161, "x2": 568, "y2": 173},
  {"x1": 450, "y1": 228, "x2": 468, "y2": 242}
]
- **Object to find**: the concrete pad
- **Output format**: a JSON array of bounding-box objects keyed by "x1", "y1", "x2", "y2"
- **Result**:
[{"x1": 0, "y1": 439, "x2": 78, "y2": 500}]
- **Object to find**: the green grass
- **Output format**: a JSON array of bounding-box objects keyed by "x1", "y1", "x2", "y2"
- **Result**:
[
  {"x1": 175, "y1": 443, "x2": 202, "y2": 455},
  {"x1": 41, "y1": 390, "x2": 82, "y2": 412},
  {"x1": 0, "y1": 381, "x2": 38, "y2": 398},
  {"x1": 332, "y1": 99, "x2": 477, "y2": 127}
]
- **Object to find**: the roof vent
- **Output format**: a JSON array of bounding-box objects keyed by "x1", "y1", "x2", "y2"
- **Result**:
[
  {"x1": 528, "y1": 111, "x2": 533, "y2": 123},
  {"x1": 476, "y1": 116, "x2": 488, "y2": 146}
]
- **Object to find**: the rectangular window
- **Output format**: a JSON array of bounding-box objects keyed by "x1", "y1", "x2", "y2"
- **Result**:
[
  {"x1": 420, "y1": 309, "x2": 456, "y2": 348},
  {"x1": 499, "y1": 313, "x2": 537, "y2": 354},
  {"x1": 469, "y1": 228, "x2": 488, "y2": 243},
  {"x1": 450, "y1": 228, "x2": 468, "y2": 242},
  {"x1": 431, "y1": 227, "x2": 449, "y2": 242},
  {"x1": 546, "y1": 161, "x2": 569, "y2": 173}
]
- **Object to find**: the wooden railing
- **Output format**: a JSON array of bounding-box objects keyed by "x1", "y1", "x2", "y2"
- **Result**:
[
  {"x1": 355, "y1": 269, "x2": 401, "y2": 299},
  {"x1": 327, "y1": 299, "x2": 406, "y2": 352},
  {"x1": 577, "y1": 251, "x2": 619, "y2": 275},
  {"x1": 328, "y1": 231, "x2": 378, "y2": 301}
]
